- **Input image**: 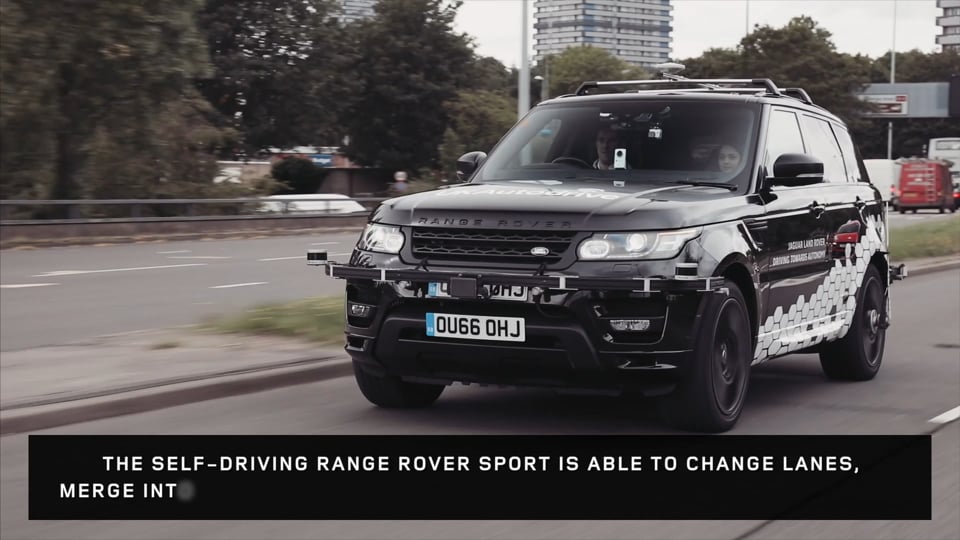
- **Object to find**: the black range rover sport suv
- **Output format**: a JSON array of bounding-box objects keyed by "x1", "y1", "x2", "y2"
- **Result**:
[{"x1": 308, "y1": 71, "x2": 907, "y2": 432}]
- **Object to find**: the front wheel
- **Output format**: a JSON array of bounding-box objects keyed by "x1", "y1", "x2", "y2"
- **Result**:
[
  {"x1": 656, "y1": 282, "x2": 752, "y2": 433},
  {"x1": 352, "y1": 361, "x2": 445, "y2": 408},
  {"x1": 818, "y1": 264, "x2": 886, "y2": 381}
]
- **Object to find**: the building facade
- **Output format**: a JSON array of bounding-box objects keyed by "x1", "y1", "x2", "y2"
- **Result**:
[
  {"x1": 337, "y1": 0, "x2": 377, "y2": 23},
  {"x1": 533, "y1": 0, "x2": 673, "y2": 68},
  {"x1": 937, "y1": 0, "x2": 960, "y2": 51}
]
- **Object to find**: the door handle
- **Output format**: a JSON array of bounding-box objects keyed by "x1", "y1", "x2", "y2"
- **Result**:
[{"x1": 809, "y1": 201, "x2": 826, "y2": 218}]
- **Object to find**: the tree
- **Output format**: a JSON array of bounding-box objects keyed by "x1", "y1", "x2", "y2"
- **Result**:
[
  {"x1": 338, "y1": 0, "x2": 475, "y2": 172},
  {"x1": 0, "y1": 0, "x2": 222, "y2": 208},
  {"x1": 196, "y1": 0, "x2": 356, "y2": 156},
  {"x1": 435, "y1": 89, "x2": 516, "y2": 179},
  {"x1": 681, "y1": 16, "x2": 873, "y2": 127},
  {"x1": 546, "y1": 46, "x2": 648, "y2": 97}
]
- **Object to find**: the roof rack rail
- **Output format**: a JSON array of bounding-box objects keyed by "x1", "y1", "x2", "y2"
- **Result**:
[
  {"x1": 574, "y1": 78, "x2": 783, "y2": 96},
  {"x1": 570, "y1": 63, "x2": 817, "y2": 106},
  {"x1": 782, "y1": 87, "x2": 814, "y2": 104}
]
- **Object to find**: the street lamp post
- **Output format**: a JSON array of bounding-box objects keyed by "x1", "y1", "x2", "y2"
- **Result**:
[
  {"x1": 888, "y1": 0, "x2": 897, "y2": 160},
  {"x1": 518, "y1": 0, "x2": 530, "y2": 120}
]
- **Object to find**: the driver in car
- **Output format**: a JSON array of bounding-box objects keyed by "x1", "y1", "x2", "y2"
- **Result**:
[{"x1": 593, "y1": 125, "x2": 631, "y2": 170}]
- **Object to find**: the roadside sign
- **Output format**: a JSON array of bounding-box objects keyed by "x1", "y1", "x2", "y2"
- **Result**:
[
  {"x1": 860, "y1": 94, "x2": 909, "y2": 117},
  {"x1": 310, "y1": 154, "x2": 333, "y2": 167}
]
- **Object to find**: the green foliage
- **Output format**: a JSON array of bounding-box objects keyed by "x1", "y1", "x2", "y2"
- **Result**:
[
  {"x1": 889, "y1": 217, "x2": 960, "y2": 260},
  {"x1": 547, "y1": 46, "x2": 648, "y2": 97},
  {"x1": 270, "y1": 157, "x2": 327, "y2": 194},
  {"x1": 200, "y1": 296, "x2": 346, "y2": 344},
  {"x1": 195, "y1": 0, "x2": 356, "y2": 155},
  {"x1": 338, "y1": 0, "x2": 475, "y2": 172},
  {"x1": 681, "y1": 16, "x2": 873, "y2": 127},
  {"x1": 0, "y1": 0, "x2": 229, "y2": 210}
]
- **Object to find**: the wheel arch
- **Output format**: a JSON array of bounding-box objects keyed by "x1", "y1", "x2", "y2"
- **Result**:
[{"x1": 713, "y1": 253, "x2": 759, "y2": 344}]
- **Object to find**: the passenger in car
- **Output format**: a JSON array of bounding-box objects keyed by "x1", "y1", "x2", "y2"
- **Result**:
[{"x1": 718, "y1": 144, "x2": 743, "y2": 173}]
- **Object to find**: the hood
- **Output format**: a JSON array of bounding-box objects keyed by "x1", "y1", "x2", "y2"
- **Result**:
[{"x1": 370, "y1": 180, "x2": 751, "y2": 230}]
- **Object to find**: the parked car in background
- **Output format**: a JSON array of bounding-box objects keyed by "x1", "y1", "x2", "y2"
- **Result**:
[{"x1": 259, "y1": 194, "x2": 367, "y2": 215}]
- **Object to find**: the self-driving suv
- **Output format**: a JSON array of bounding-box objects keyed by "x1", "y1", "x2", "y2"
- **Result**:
[{"x1": 308, "y1": 71, "x2": 906, "y2": 433}]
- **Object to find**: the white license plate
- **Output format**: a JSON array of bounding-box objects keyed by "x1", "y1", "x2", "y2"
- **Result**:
[
  {"x1": 427, "y1": 282, "x2": 527, "y2": 301},
  {"x1": 425, "y1": 313, "x2": 525, "y2": 342}
]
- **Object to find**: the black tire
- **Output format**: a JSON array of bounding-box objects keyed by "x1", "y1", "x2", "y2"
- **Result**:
[
  {"x1": 818, "y1": 264, "x2": 886, "y2": 381},
  {"x1": 656, "y1": 282, "x2": 752, "y2": 433},
  {"x1": 352, "y1": 360, "x2": 445, "y2": 408}
]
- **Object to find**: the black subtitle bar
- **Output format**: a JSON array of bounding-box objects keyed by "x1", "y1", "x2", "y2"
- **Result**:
[{"x1": 29, "y1": 435, "x2": 931, "y2": 520}]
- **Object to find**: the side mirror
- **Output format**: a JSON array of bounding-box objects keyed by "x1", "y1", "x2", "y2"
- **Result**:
[
  {"x1": 456, "y1": 151, "x2": 487, "y2": 182},
  {"x1": 763, "y1": 153, "x2": 824, "y2": 189}
]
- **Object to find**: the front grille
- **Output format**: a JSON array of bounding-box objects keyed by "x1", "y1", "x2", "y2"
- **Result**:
[{"x1": 410, "y1": 227, "x2": 577, "y2": 265}]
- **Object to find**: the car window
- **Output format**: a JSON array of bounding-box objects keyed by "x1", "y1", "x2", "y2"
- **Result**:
[
  {"x1": 472, "y1": 99, "x2": 762, "y2": 193},
  {"x1": 800, "y1": 114, "x2": 848, "y2": 183},
  {"x1": 831, "y1": 123, "x2": 866, "y2": 183},
  {"x1": 764, "y1": 109, "x2": 806, "y2": 175}
]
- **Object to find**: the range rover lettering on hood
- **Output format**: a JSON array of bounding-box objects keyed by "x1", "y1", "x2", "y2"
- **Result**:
[
  {"x1": 431, "y1": 187, "x2": 623, "y2": 200},
  {"x1": 416, "y1": 217, "x2": 574, "y2": 228}
]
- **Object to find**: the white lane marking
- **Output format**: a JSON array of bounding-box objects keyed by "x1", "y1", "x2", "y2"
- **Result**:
[
  {"x1": 32, "y1": 263, "x2": 207, "y2": 277},
  {"x1": 0, "y1": 283, "x2": 59, "y2": 289},
  {"x1": 311, "y1": 242, "x2": 340, "y2": 246},
  {"x1": 157, "y1": 250, "x2": 191, "y2": 254},
  {"x1": 167, "y1": 256, "x2": 231, "y2": 259},
  {"x1": 209, "y1": 282, "x2": 268, "y2": 289},
  {"x1": 929, "y1": 406, "x2": 960, "y2": 424}
]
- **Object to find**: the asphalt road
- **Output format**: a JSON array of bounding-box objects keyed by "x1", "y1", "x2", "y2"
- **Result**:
[
  {"x1": 0, "y1": 232, "x2": 362, "y2": 351},
  {"x1": 2, "y1": 212, "x2": 958, "y2": 351},
  {"x1": 1, "y1": 270, "x2": 958, "y2": 539}
]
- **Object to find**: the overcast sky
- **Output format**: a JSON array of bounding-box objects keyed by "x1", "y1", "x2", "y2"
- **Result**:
[{"x1": 452, "y1": 0, "x2": 943, "y2": 68}]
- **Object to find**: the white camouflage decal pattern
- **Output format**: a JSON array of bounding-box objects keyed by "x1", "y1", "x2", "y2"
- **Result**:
[{"x1": 752, "y1": 213, "x2": 886, "y2": 365}]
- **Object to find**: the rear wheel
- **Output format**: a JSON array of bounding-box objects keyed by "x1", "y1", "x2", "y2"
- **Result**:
[
  {"x1": 656, "y1": 282, "x2": 752, "y2": 433},
  {"x1": 352, "y1": 361, "x2": 445, "y2": 408},
  {"x1": 818, "y1": 264, "x2": 886, "y2": 381}
]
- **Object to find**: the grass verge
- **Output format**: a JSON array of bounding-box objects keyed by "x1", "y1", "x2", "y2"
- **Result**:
[
  {"x1": 199, "y1": 296, "x2": 345, "y2": 344},
  {"x1": 889, "y1": 217, "x2": 960, "y2": 260}
]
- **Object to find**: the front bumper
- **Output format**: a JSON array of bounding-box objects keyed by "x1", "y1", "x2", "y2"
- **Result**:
[{"x1": 308, "y1": 249, "x2": 730, "y2": 394}]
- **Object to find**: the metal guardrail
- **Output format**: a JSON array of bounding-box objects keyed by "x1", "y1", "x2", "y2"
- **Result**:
[{"x1": 0, "y1": 197, "x2": 388, "y2": 224}]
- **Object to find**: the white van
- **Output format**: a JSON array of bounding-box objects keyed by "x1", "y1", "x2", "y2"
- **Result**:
[{"x1": 863, "y1": 159, "x2": 901, "y2": 209}]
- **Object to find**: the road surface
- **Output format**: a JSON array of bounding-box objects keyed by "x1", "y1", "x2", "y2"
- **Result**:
[
  {"x1": 2, "y1": 213, "x2": 957, "y2": 351},
  {"x1": 1, "y1": 270, "x2": 958, "y2": 539},
  {"x1": 0, "y1": 232, "x2": 360, "y2": 351}
]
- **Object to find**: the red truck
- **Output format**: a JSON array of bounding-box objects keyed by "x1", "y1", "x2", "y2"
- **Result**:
[{"x1": 896, "y1": 158, "x2": 956, "y2": 214}]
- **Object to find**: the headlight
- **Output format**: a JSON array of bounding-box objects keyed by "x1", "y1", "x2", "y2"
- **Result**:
[
  {"x1": 577, "y1": 228, "x2": 701, "y2": 260},
  {"x1": 358, "y1": 224, "x2": 405, "y2": 254}
]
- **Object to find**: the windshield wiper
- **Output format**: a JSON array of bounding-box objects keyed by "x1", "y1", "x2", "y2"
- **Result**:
[{"x1": 670, "y1": 180, "x2": 738, "y2": 191}]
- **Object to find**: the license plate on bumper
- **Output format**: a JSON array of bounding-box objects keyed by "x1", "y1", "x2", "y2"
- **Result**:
[
  {"x1": 427, "y1": 282, "x2": 527, "y2": 301},
  {"x1": 425, "y1": 313, "x2": 525, "y2": 342}
]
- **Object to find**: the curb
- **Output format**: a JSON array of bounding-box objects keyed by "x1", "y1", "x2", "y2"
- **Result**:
[
  {"x1": 0, "y1": 357, "x2": 353, "y2": 436},
  {"x1": 897, "y1": 258, "x2": 960, "y2": 277}
]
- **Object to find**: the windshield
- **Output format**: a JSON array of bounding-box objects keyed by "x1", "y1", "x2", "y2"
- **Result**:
[{"x1": 472, "y1": 98, "x2": 761, "y2": 192}]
